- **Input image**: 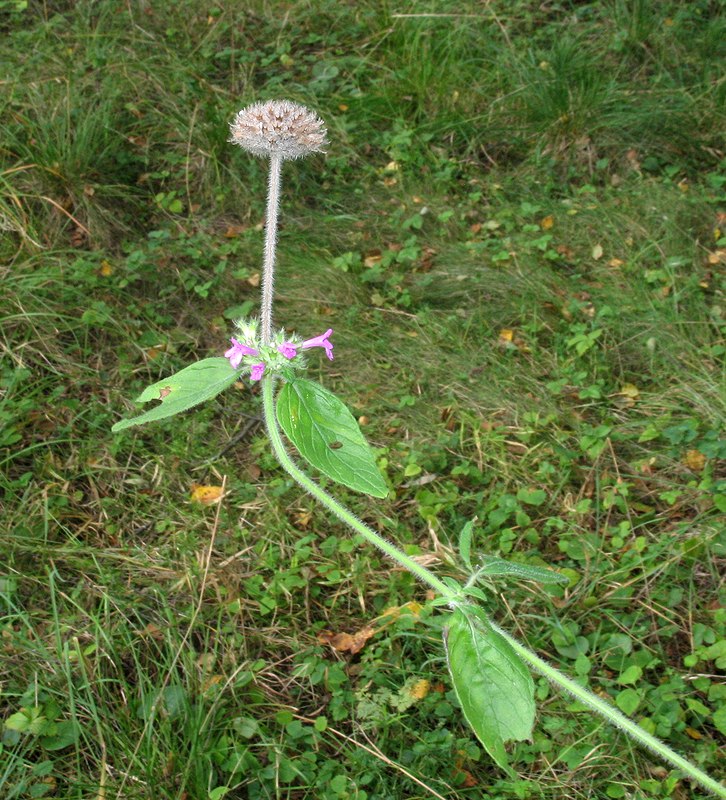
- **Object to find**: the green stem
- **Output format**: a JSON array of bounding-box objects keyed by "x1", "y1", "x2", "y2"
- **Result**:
[
  {"x1": 490, "y1": 621, "x2": 726, "y2": 798},
  {"x1": 261, "y1": 376, "x2": 455, "y2": 599},
  {"x1": 262, "y1": 377, "x2": 724, "y2": 798}
]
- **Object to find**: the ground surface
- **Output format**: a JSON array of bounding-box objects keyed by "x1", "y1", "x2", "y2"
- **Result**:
[{"x1": 1, "y1": 1, "x2": 724, "y2": 798}]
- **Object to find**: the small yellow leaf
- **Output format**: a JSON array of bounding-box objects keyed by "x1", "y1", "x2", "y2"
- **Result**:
[
  {"x1": 190, "y1": 484, "x2": 224, "y2": 505},
  {"x1": 540, "y1": 215, "x2": 554, "y2": 230},
  {"x1": 608, "y1": 258, "x2": 624, "y2": 268},
  {"x1": 100, "y1": 260, "x2": 114, "y2": 276},
  {"x1": 619, "y1": 383, "x2": 640, "y2": 399},
  {"x1": 685, "y1": 727, "x2": 702, "y2": 740},
  {"x1": 683, "y1": 450, "x2": 706, "y2": 472},
  {"x1": 592, "y1": 243, "x2": 604, "y2": 260},
  {"x1": 202, "y1": 674, "x2": 224, "y2": 693},
  {"x1": 408, "y1": 679, "x2": 431, "y2": 700},
  {"x1": 498, "y1": 328, "x2": 514, "y2": 342},
  {"x1": 247, "y1": 273, "x2": 260, "y2": 287}
]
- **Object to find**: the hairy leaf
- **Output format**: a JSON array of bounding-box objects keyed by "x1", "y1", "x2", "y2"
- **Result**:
[
  {"x1": 112, "y1": 358, "x2": 238, "y2": 432},
  {"x1": 445, "y1": 606, "x2": 535, "y2": 772},
  {"x1": 276, "y1": 379, "x2": 387, "y2": 498},
  {"x1": 476, "y1": 556, "x2": 568, "y2": 585}
]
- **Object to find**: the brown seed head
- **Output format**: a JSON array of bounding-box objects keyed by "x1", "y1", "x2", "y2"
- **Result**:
[{"x1": 229, "y1": 99, "x2": 328, "y2": 160}]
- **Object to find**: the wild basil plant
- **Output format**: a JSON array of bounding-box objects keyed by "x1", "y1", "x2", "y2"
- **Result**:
[{"x1": 112, "y1": 100, "x2": 725, "y2": 797}]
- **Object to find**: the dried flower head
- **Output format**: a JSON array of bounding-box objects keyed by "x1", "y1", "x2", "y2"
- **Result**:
[{"x1": 229, "y1": 100, "x2": 328, "y2": 160}]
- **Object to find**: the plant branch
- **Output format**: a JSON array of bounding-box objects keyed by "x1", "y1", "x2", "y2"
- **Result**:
[{"x1": 490, "y1": 622, "x2": 726, "y2": 798}]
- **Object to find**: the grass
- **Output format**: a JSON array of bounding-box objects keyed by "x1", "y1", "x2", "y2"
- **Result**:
[{"x1": 1, "y1": 0, "x2": 724, "y2": 798}]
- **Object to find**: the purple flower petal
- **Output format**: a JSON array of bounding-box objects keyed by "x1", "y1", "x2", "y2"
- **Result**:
[
  {"x1": 301, "y1": 328, "x2": 334, "y2": 361},
  {"x1": 278, "y1": 342, "x2": 298, "y2": 359},
  {"x1": 250, "y1": 363, "x2": 265, "y2": 381},
  {"x1": 224, "y1": 337, "x2": 258, "y2": 370}
]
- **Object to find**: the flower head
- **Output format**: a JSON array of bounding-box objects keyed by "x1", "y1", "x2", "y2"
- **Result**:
[
  {"x1": 301, "y1": 328, "x2": 334, "y2": 361},
  {"x1": 229, "y1": 100, "x2": 328, "y2": 160},
  {"x1": 225, "y1": 338, "x2": 259, "y2": 370},
  {"x1": 250, "y1": 363, "x2": 266, "y2": 381},
  {"x1": 278, "y1": 342, "x2": 298, "y2": 359}
]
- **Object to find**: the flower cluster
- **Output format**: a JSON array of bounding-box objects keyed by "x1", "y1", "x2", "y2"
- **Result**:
[
  {"x1": 224, "y1": 319, "x2": 333, "y2": 381},
  {"x1": 229, "y1": 100, "x2": 328, "y2": 161}
]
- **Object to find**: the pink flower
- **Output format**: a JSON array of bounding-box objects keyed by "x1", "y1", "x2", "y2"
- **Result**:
[
  {"x1": 301, "y1": 328, "x2": 334, "y2": 361},
  {"x1": 250, "y1": 363, "x2": 265, "y2": 381},
  {"x1": 224, "y1": 338, "x2": 259, "y2": 369},
  {"x1": 278, "y1": 342, "x2": 298, "y2": 359}
]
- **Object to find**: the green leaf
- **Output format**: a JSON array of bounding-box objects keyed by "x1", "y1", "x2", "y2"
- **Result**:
[
  {"x1": 276, "y1": 379, "x2": 388, "y2": 498},
  {"x1": 444, "y1": 607, "x2": 535, "y2": 773},
  {"x1": 112, "y1": 358, "x2": 239, "y2": 432},
  {"x1": 516, "y1": 488, "x2": 547, "y2": 506},
  {"x1": 4, "y1": 711, "x2": 30, "y2": 732},
  {"x1": 617, "y1": 664, "x2": 642, "y2": 685},
  {"x1": 615, "y1": 688, "x2": 641, "y2": 715},
  {"x1": 458, "y1": 521, "x2": 474, "y2": 571},
  {"x1": 476, "y1": 556, "x2": 568, "y2": 585},
  {"x1": 712, "y1": 704, "x2": 726, "y2": 736},
  {"x1": 40, "y1": 720, "x2": 79, "y2": 751}
]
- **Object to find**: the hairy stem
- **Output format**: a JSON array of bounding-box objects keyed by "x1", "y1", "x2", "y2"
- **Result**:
[
  {"x1": 262, "y1": 381, "x2": 724, "y2": 797},
  {"x1": 491, "y1": 621, "x2": 726, "y2": 798},
  {"x1": 260, "y1": 154, "x2": 283, "y2": 346}
]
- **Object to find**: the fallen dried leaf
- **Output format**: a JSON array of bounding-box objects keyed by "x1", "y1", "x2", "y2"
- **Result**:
[
  {"x1": 318, "y1": 626, "x2": 376, "y2": 654},
  {"x1": 407, "y1": 679, "x2": 430, "y2": 700},
  {"x1": 190, "y1": 484, "x2": 224, "y2": 505},
  {"x1": 683, "y1": 450, "x2": 706, "y2": 472}
]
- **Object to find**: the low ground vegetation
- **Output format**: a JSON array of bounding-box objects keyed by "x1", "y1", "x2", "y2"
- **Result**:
[{"x1": 1, "y1": 1, "x2": 724, "y2": 798}]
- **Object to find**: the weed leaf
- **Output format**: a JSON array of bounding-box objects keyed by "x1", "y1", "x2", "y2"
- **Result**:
[
  {"x1": 458, "y1": 520, "x2": 474, "y2": 571},
  {"x1": 112, "y1": 358, "x2": 238, "y2": 432},
  {"x1": 444, "y1": 606, "x2": 535, "y2": 773},
  {"x1": 476, "y1": 556, "x2": 568, "y2": 585},
  {"x1": 276, "y1": 379, "x2": 388, "y2": 498}
]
